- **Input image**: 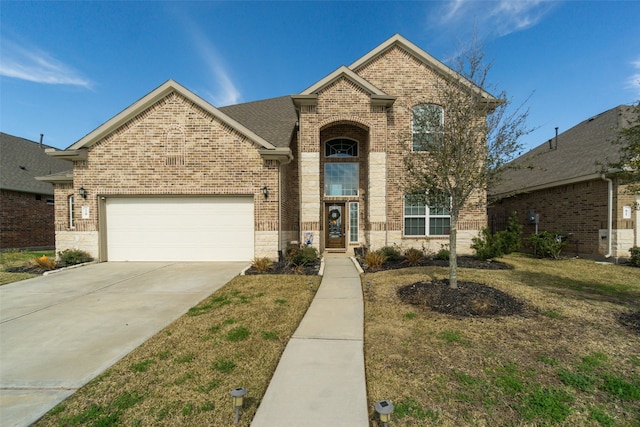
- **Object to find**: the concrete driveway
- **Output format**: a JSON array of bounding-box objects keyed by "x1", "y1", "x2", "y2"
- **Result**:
[{"x1": 0, "y1": 261, "x2": 245, "y2": 427}]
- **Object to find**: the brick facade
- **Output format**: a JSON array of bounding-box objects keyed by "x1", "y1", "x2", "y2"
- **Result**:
[
  {"x1": 489, "y1": 178, "x2": 638, "y2": 259},
  {"x1": 0, "y1": 189, "x2": 55, "y2": 249},
  {"x1": 48, "y1": 35, "x2": 492, "y2": 260},
  {"x1": 55, "y1": 92, "x2": 280, "y2": 260},
  {"x1": 296, "y1": 44, "x2": 486, "y2": 254}
]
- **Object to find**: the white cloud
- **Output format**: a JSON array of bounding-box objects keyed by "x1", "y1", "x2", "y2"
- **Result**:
[
  {"x1": 181, "y1": 20, "x2": 241, "y2": 106},
  {"x1": 434, "y1": 0, "x2": 556, "y2": 39},
  {"x1": 0, "y1": 39, "x2": 92, "y2": 88},
  {"x1": 627, "y1": 58, "x2": 640, "y2": 99}
]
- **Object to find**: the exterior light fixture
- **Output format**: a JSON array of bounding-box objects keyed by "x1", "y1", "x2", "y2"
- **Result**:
[
  {"x1": 262, "y1": 186, "x2": 269, "y2": 199},
  {"x1": 375, "y1": 400, "x2": 394, "y2": 426},
  {"x1": 230, "y1": 387, "x2": 247, "y2": 424},
  {"x1": 78, "y1": 187, "x2": 88, "y2": 199}
]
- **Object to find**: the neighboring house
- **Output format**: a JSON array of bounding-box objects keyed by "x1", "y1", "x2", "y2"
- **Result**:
[
  {"x1": 489, "y1": 105, "x2": 639, "y2": 260},
  {"x1": 0, "y1": 132, "x2": 71, "y2": 250},
  {"x1": 38, "y1": 34, "x2": 496, "y2": 262}
]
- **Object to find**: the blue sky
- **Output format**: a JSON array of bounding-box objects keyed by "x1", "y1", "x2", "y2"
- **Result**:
[{"x1": 1, "y1": 1, "x2": 639, "y2": 152}]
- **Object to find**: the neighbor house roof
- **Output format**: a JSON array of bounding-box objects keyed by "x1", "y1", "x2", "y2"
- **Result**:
[
  {"x1": 0, "y1": 132, "x2": 71, "y2": 195},
  {"x1": 490, "y1": 105, "x2": 635, "y2": 197}
]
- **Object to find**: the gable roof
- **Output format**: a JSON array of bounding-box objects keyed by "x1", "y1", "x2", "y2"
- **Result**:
[
  {"x1": 65, "y1": 80, "x2": 280, "y2": 152},
  {"x1": 220, "y1": 96, "x2": 298, "y2": 148},
  {"x1": 490, "y1": 105, "x2": 635, "y2": 197},
  {"x1": 0, "y1": 132, "x2": 71, "y2": 195},
  {"x1": 350, "y1": 34, "x2": 498, "y2": 103}
]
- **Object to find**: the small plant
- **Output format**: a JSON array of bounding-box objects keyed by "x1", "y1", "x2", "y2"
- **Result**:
[
  {"x1": 435, "y1": 244, "x2": 450, "y2": 261},
  {"x1": 261, "y1": 331, "x2": 278, "y2": 340},
  {"x1": 527, "y1": 231, "x2": 567, "y2": 259},
  {"x1": 404, "y1": 247, "x2": 424, "y2": 266},
  {"x1": 58, "y1": 249, "x2": 93, "y2": 265},
  {"x1": 287, "y1": 245, "x2": 319, "y2": 267},
  {"x1": 251, "y1": 257, "x2": 273, "y2": 272},
  {"x1": 379, "y1": 245, "x2": 402, "y2": 262},
  {"x1": 472, "y1": 211, "x2": 522, "y2": 260},
  {"x1": 629, "y1": 246, "x2": 640, "y2": 267},
  {"x1": 364, "y1": 250, "x2": 386, "y2": 269},
  {"x1": 33, "y1": 255, "x2": 57, "y2": 270},
  {"x1": 436, "y1": 330, "x2": 463, "y2": 344}
]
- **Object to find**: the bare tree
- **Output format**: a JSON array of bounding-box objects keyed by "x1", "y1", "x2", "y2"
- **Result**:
[
  {"x1": 609, "y1": 101, "x2": 640, "y2": 195},
  {"x1": 402, "y1": 39, "x2": 532, "y2": 288}
]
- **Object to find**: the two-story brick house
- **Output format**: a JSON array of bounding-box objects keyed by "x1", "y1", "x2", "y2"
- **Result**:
[{"x1": 40, "y1": 34, "x2": 495, "y2": 262}]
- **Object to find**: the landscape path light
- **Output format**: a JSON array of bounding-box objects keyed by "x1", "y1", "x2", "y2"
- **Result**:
[
  {"x1": 230, "y1": 387, "x2": 247, "y2": 424},
  {"x1": 374, "y1": 399, "x2": 394, "y2": 426}
]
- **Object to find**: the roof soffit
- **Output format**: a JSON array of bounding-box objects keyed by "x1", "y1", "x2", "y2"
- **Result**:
[
  {"x1": 67, "y1": 80, "x2": 277, "y2": 152},
  {"x1": 349, "y1": 34, "x2": 497, "y2": 103}
]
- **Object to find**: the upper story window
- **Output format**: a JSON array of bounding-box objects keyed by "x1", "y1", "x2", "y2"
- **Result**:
[
  {"x1": 412, "y1": 104, "x2": 444, "y2": 152},
  {"x1": 325, "y1": 138, "x2": 358, "y2": 157}
]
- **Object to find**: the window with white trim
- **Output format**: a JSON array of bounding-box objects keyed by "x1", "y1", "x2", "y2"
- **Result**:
[
  {"x1": 412, "y1": 104, "x2": 443, "y2": 152},
  {"x1": 404, "y1": 193, "x2": 451, "y2": 236},
  {"x1": 68, "y1": 195, "x2": 75, "y2": 229},
  {"x1": 349, "y1": 202, "x2": 359, "y2": 243}
]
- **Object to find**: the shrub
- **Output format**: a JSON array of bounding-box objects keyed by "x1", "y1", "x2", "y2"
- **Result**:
[
  {"x1": 379, "y1": 245, "x2": 402, "y2": 262},
  {"x1": 404, "y1": 247, "x2": 424, "y2": 266},
  {"x1": 251, "y1": 257, "x2": 273, "y2": 272},
  {"x1": 629, "y1": 246, "x2": 640, "y2": 267},
  {"x1": 471, "y1": 212, "x2": 522, "y2": 260},
  {"x1": 58, "y1": 249, "x2": 93, "y2": 265},
  {"x1": 33, "y1": 255, "x2": 57, "y2": 270},
  {"x1": 528, "y1": 231, "x2": 567, "y2": 259},
  {"x1": 364, "y1": 251, "x2": 386, "y2": 269},
  {"x1": 288, "y1": 245, "x2": 319, "y2": 267},
  {"x1": 435, "y1": 244, "x2": 450, "y2": 261}
]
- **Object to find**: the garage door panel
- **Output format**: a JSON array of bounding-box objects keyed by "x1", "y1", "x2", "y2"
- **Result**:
[{"x1": 106, "y1": 197, "x2": 254, "y2": 261}]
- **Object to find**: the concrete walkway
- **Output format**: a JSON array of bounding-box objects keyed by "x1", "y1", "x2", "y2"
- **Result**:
[{"x1": 251, "y1": 255, "x2": 368, "y2": 427}]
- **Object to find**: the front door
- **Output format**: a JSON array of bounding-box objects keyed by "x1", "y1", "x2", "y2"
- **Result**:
[{"x1": 325, "y1": 203, "x2": 345, "y2": 249}]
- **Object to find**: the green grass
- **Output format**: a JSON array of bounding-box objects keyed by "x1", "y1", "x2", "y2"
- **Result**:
[
  {"x1": 211, "y1": 357, "x2": 236, "y2": 374},
  {"x1": 130, "y1": 359, "x2": 155, "y2": 373},
  {"x1": 225, "y1": 326, "x2": 250, "y2": 342},
  {"x1": 0, "y1": 249, "x2": 55, "y2": 285},
  {"x1": 365, "y1": 254, "x2": 640, "y2": 426}
]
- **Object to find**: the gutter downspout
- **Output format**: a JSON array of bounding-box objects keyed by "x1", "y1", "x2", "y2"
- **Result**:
[{"x1": 601, "y1": 174, "x2": 613, "y2": 258}]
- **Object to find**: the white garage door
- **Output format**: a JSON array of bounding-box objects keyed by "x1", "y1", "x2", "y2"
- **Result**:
[{"x1": 105, "y1": 197, "x2": 254, "y2": 261}]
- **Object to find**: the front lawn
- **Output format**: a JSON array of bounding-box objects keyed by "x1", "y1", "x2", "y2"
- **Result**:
[
  {"x1": 0, "y1": 249, "x2": 55, "y2": 285},
  {"x1": 364, "y1": 253, "x2": 640, "y2": 426},
  {"x1": 32, "y1": 253, "x2": 640, "y2": 426}
]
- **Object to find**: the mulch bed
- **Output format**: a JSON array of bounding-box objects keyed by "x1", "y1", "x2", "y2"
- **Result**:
[
  {"x1": 397, "y1": 280, "x2": 527, "y2": 317},
  {"x1": 244, "y1": 261, "x2": 321, "y2": 276},
  {"x1": 618, "y1": 310, "x2": 640, "y2": 334},
  {"x1": 4, "y1": 265, "x2": 60, "y2": 275},
  {"x1": 359, "y1": 255, "x2": 510, "y2": 272}
]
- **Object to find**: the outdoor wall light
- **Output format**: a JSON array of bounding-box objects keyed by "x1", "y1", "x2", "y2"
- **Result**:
[
  {"x1": 262, "y1": 186, "x2": 269, "y2": 199},
  {"x1": 78, "y1": 187, "x2": 88, "y2": 199},
  {"x1": 375, "y1": 399, "x2": 394, "y2": 426},
  {"x1": 230, "y1": 387, "x2": 247, "y2": 424}
]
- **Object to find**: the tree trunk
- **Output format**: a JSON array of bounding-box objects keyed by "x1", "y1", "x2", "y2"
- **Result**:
[{"x1": 449, "y1": 213, "x2": 458, "y2": 289}]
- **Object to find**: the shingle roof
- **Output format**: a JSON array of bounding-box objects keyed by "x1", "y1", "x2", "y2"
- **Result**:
[
  {"x1": 0, "y1": 132, "x2": 71, "y2": 195},
  {"x1": 220, "y1": 96, "x2": 298, "y2": 148},
  {"x1": 490, "y1": 105, "x2": 635, "y2": 197}
]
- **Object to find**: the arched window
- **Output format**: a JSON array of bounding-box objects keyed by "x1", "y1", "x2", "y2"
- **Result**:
[
  {"x1": 325, "y1": 138, "x2": 358, "y2": 157},
  {"x1": 412, "y1": 104, "x2": 444, "y2": 152}
]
